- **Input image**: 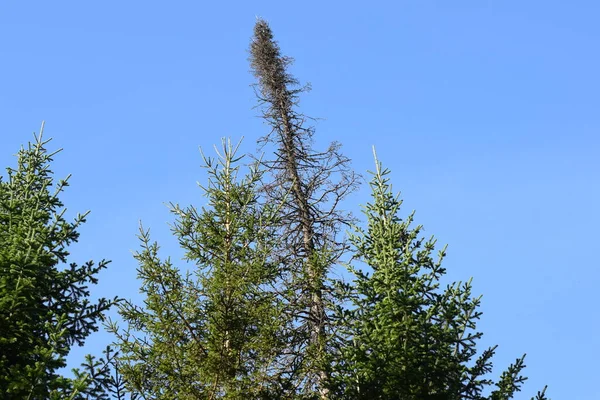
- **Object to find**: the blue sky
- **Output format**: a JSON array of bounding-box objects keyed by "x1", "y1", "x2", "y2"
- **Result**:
[{"x1": 1, "y1": 1, "x2": 599, "y2": 398}]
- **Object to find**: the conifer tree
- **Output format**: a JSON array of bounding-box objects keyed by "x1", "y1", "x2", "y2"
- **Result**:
[
  {"x1": 109, "y1": 139, "x2": 286, "y2": 399},
  {"x1": 329, "y1": 151, "x2": 549, "y2": 400},
  {"x1": 0, "y1": 125, "x2": 117, "y2": 399},
  {"x1": 249, "y1": 19, "x2": 359, "y2": 399}
]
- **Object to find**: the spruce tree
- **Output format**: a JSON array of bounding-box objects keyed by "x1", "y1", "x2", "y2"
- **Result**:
[
  {"x1": 109, "y1": 139, "x2": 286, "y2": 399},
  {"x1": 329, "y1": 151, "x2": 548, "y2": 400},
  {"x1": 0, "y1": 124, "x2": 117, "y2": 399}
]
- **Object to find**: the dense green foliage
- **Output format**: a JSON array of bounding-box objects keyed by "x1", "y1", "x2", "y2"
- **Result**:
[
  {"x1": 108, "y1": 140, "x2": 288, "y2": 399},
  {"x1": 329, "y1": 153, "x2": 548, "y2": 399},
  {"x1": 0, "y1": 130, "x2": 117, "y2": 399}
]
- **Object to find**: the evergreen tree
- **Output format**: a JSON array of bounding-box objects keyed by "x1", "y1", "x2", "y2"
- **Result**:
[
  {"x1": 0, "y1": 125, "x2": 117, "y2": 399},
  {"x1": 329, "y1": 151, "x2": 548, "y2": 400},
  {"x1": 109, "y1": 139, "x2": 286, "y2": 399}
]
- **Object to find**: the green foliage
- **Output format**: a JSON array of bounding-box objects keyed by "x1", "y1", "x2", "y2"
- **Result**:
[
  {"x1": 0, "y1": 128, "x2": 116, "y2": 399},
  {"x1": 329, "y1": 151, "x2": 548, "y2": 400},
  {"x1": 108, "y1": 143, "x2": 549, "y2": 399},
  {"x1": 109, "y1": 139, "x2": 287, "y2": 399}
]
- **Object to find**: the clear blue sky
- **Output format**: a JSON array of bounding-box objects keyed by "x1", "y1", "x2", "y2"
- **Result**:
[{"x1": 1, "y1": 1, "x2": 598, "y2": 398}]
